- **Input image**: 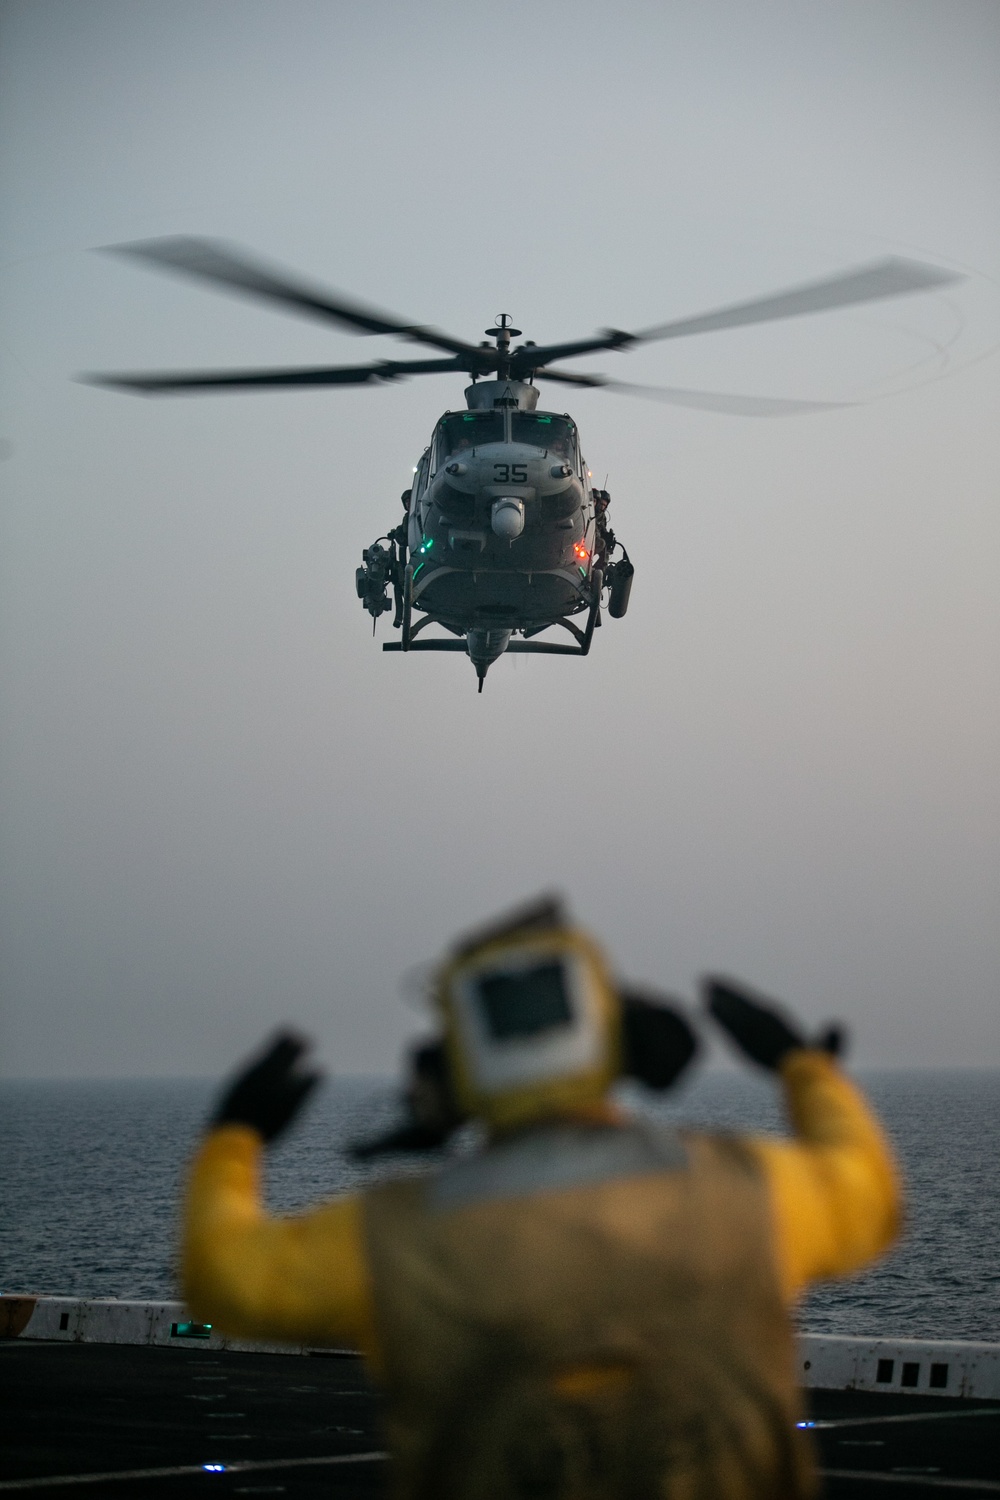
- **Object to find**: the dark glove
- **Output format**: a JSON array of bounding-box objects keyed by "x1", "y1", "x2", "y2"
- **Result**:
[
  {"x1": 703, "y1": 977, "x2": 846, "y2": 1070},
  {"x1": 620, "y1": 990, "x2": 699, "y2": 1090},
  {"x1": 211, "y1": 1030, "x2": 322, "y2": 1143}
]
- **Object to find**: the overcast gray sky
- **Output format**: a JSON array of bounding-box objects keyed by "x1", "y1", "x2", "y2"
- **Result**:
[{"x1": 1, "y1": 0, "x2": 998, "y2": 1077}]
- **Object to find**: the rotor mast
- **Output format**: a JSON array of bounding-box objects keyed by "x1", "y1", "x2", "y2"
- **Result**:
[{"x1": 465, "y1": 315, "x2": 538, "y2": 410}]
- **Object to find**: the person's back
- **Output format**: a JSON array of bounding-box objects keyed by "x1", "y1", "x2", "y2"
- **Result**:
[{"x1": 366, "y1": 1117, "x2": 813, "y2": 1500}]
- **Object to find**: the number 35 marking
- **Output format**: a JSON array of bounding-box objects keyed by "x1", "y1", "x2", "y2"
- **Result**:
[{"x1": 494, "y1": 463, "x2": 528, "y2": 484}]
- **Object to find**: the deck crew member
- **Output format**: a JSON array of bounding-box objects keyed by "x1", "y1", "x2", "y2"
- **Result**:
[{"x1": 183, "y1": 900, "x2": 901, "y2": 1500}]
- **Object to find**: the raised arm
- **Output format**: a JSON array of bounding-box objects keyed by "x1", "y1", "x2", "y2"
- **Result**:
[
  {"x1": 180, "y1": 1034, "x2": 376, "y2": 1353},
  {"x1": 704, "y1": 979, "x2": 902, "y2": 1301}
]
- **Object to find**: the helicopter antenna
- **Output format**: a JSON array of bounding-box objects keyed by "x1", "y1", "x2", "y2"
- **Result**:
[
  {"x1": 485, "y1": 313, "x2": 522, "y2": 349},
  {"x1": 484, "y1": 314, "x2": 523, "y2": 379}
]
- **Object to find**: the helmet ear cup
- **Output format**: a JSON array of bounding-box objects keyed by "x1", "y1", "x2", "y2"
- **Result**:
[
  {"x1": 349, "y1": 1038, "x2": 466, "y2": 1159},
  {"x1": 620, "y1": 991, "x2": 699, "y2": 1091},
  {"x1": 408, "y1": 1038, "x2": 466, "y2": 1135}
]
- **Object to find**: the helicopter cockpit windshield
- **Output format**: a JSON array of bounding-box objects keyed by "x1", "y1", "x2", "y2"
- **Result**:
[
  {"x1": 510, "y1": 412, "x2": 577, "y2": 462},
  {"x1": 439, "y1": 411, "x2": 505, "y2": 456}
]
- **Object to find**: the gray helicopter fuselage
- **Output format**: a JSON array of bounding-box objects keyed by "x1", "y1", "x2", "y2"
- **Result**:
[{"x1": 407, "y1": 381, "x2": 598, "y2": 634}]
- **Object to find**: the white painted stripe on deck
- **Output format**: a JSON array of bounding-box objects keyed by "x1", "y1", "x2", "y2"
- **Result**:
[
  {"x1": 821, "y1": 1470, "x2": 1000, "y2": 1492},
  {"x1": 0, "y1": 1450, "x2": 386, "y2": 1492},
  {"x1": 809, "y1": 1408, "x2": 1000, "y2": 1431}
]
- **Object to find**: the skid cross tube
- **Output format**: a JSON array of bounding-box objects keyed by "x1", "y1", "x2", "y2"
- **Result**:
[{"x1": 383, "y1": 638, "x2": 589, "y2": 656}]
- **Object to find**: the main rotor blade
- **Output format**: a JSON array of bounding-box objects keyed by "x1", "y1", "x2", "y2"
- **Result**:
[
  {"x1": 102, "y1": 238, "x2": 484, "y2": 360},
  {"x1": 79, "y1": 356, "x2": 467, "y2": 395},
  {"x1": 634, "y1": 257, "x2": 963, "y2": 343},
  {"x1": 534, "y1": 366, "x2": 852, "y2": 417},
  {"x1": 519, "y1": 257, "x2": 963, "y2": 370}
]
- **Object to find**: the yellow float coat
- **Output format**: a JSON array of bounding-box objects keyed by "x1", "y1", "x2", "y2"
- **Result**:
[{"x1": 182, "y1": 1050, "x2": 900, "y2": 1495}]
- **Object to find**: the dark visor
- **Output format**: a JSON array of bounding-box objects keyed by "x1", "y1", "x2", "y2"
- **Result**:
[{"x1": 476, "y1": 961, "x2": 573, "y2": 1040}]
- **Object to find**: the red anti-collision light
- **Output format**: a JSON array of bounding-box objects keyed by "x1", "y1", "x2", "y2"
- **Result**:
[{"x1": 573, "y1": 543, "x2": 590, "y2": 561}]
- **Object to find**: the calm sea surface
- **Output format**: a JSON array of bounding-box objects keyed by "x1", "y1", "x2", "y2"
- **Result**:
[{"x1": 2, "y1": 1070, "x2": 997, "y2": 1341}]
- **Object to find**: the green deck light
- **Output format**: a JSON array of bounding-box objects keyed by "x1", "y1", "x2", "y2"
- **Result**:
[{"x1": 171, "y1": 1321, "x2": 212, "y2": 1339}]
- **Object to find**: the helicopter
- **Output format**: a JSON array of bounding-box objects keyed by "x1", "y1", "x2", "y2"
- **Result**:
[{"x1": 85, "y1": 238, "x2": 961, "y2": 690}]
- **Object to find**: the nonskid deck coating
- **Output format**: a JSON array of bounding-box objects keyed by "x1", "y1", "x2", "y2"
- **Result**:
[{"x1": 1, "y1": 1342, "x2": 998, "y2": 1497}]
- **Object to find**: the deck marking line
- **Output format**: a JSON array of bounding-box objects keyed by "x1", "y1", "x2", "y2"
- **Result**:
[
  {"x1": 0, "y1": 1450, "x2": 386, "y2": 1492},
  {"x1": 822, "y1": 1471, "x2": 1000, "y2": 1493},
  {"x1": 812, "y1": 1409, "x2": 1000, "y2": 1431}
]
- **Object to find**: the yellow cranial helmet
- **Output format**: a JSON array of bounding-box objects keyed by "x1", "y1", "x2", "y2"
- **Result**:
[{"x1": 434, "y1": 897, "x2": 622, "y2": 1133}]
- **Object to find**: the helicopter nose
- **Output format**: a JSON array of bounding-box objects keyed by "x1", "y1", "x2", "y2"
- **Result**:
[{"x1": 491, "y1": 497, "x2": 525, "y2": 540}]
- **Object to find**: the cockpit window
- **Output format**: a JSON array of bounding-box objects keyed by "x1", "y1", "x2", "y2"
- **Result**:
[
  {"x1": 510, "y1": 413, "x2": 577, "y2": 461},
  {"x1": 439, "y1": 412, "x2": 505, "y2": 457}
]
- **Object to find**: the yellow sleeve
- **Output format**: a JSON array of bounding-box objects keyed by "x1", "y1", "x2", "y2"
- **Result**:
[
  {"x1": 746, "y1": 1050, "x2": 903, "y2": 1302},
  {"x1": 181, "y1": 1124, "x2": 378, "y2": 1356}
]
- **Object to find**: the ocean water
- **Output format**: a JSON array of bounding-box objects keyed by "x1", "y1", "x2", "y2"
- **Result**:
[{"x1": 1, "y1": 1070, "x2": 998, "y2": 1341}]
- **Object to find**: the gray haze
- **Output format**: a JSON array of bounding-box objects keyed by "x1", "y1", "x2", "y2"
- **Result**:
[{"x1": 1, "y1": 0, "x2": 998, "y2": 1077}]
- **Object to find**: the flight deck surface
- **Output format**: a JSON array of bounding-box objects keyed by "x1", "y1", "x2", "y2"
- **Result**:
[{"x1": 1, "y1": 1342, "x2": 998, "y2": 1498}]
